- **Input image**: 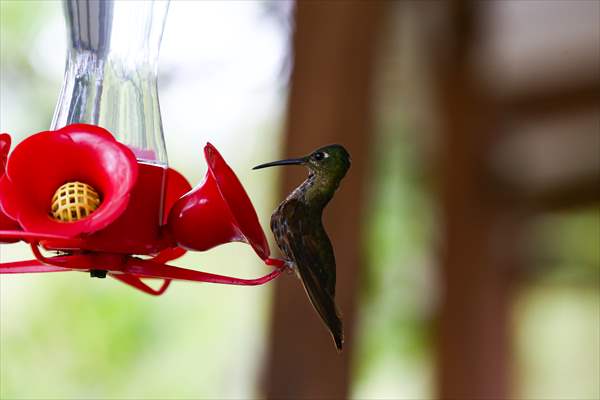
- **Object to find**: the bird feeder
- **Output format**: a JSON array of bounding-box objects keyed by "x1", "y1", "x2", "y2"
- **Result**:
[{"x1": 0, "y1": 0, "x2": 284, "y2": 295}]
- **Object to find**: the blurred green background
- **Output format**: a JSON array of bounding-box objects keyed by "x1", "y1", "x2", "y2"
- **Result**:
[{"x1": 1, "y1": 1, "x2": 598, "y2": 399}]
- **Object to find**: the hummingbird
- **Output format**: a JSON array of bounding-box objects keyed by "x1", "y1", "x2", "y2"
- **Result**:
[{"x1": 253, "y1": 144, "x2": 351, "y2": 351}]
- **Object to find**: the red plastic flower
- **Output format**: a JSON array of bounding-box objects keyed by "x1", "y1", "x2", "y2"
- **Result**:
[
  {"x1": 0, "y1": 124, "x2": 138, "y2": 237},
  {"x1": 1, "y1": 132, "x2": 283, "y2": 295},
  {"x1": 0, "y1": 133, "x2": 10, "y2": 173},
  {"x1": 204, "y1": 143, "x2": 270, "y2": 259},
  {"x1": 0, "y1": 133, "x2": 21, "y2": 235},
  {"x1": 167, "y1": 143, "x2": 270, "y2": 260}
]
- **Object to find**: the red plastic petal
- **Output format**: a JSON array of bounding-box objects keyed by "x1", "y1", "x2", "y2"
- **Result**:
[
  {"x1": 0, "y1": 133, "x2": 10, "y2": 173},
  {"x1": 167, "y1": 143, "x2": 270, "y2": 259},
  {"x1": 163, "y1": 167, "x2": 192, "y2": 225},
  {"x1": 204, "y1": 143, "x2": 270, "y2": 259},
  {"x1": 0, "y1": 124, "x2": 138, "y2": 237},
  {"x1": 68, "y1": 163, "x2": 168, "y2": 254},
  {"x1": 0, "y1": 135, "x2": 24, "y2": 240},
  {"x1": 0, "y1": 211, "x2": 20, "y2": 238}
]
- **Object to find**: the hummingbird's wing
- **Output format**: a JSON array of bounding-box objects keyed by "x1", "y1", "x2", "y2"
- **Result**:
[{"x1": 280, "y1": 199, "x2": 344, "y2": 351}]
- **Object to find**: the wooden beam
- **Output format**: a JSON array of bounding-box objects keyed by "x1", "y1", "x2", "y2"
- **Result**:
[
  {"x1": 498, "y1": 81, "x2": 600, "y2": 120},
  {"x1": 498, "y1": 174, "x2": 600, "y2": 212},
  {"x1": 262, "y1": 1, "x2": 388, "y2": 399},
  {"x1": 429, "y1": 1, "x2": 520, "y2": 398}
]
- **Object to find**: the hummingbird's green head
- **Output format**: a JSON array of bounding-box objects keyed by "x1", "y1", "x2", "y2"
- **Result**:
[
  {"x1": 305, "y1": 144, "x2": 351, "y2": 180},
  {"x1": 253, "y1": 144, "x2": 351, "y2": 182}
]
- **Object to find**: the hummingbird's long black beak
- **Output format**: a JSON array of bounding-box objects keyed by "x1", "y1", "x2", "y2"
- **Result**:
[{"x1": 252, "y1": 157, "x2": 305, "y2": 170}]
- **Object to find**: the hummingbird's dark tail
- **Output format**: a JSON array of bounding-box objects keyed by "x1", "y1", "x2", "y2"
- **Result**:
[
  {"x1": 308, "y1": 288, "x2": 344, "y2": 352},
  {"x1": 332, "y1": 313, "x2": 344, "y2": 352},
  {"x1": 318, "y1": 296, "x2": 343, "y2": 352},
  {"x1": 296, "y1": 264, "x2": 345, "y2": 352}
]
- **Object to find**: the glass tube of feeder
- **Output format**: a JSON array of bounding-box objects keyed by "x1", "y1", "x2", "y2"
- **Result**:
[
  {"x1": 50, "y1": 0, "x2": 172, "y2": 254},
  {"x1": 52, "y1": 0, "x2": 169, "y2": 166}
]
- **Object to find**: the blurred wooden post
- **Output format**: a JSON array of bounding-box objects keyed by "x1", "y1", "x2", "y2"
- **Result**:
[
  {"x1": 263, "y1": 2, "x2": 387, "y2": 399},
  {"x1": 432, "y1": 1, "x2": 518, "y2": 398}
]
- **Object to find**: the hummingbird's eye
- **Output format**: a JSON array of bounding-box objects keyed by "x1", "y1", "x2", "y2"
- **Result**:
[{"x1": 314, "y1": 152, "x2": 326, "y2": 161}]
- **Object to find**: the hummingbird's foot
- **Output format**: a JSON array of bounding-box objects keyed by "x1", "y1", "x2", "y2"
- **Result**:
[{"x1": 283, "y1": 260, "x2": 297, "y2": 275}]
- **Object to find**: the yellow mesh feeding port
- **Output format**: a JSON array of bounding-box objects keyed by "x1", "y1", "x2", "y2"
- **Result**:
[{"x1": 50, "y1": 181, "x2": 101, "y2": 222}]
